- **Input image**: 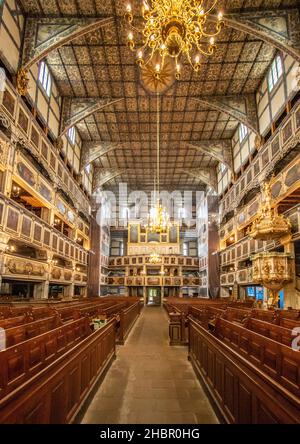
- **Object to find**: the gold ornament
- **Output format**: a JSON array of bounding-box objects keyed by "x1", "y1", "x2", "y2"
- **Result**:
[
  {"x1": 17, "y1": 68, "x2": 29, "y2": 96},
  {"x1": 249, "y1": 181, "x2": 291, "y2": 241},
  {"x1": 124, "y1": 0, "x2": 224, "y2": 77},
  {"x1": 251, "y1": 252, "x2": 293, "y2": 307},
  {"x1": 54, "y1": 137, "x2": 64, "y2": 151}
]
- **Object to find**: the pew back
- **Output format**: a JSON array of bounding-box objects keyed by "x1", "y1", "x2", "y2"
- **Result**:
[
  {"x1": 215, "y1": 317, "x2": 300, "y2": 397},
  {"x1": 0, "y1": 317, "x2": 91, "y2": 399}
]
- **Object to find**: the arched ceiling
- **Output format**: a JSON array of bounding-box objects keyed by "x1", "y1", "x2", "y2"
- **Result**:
[{"x1": 19, "y1": 0, "x2": 300, "y2": 192}]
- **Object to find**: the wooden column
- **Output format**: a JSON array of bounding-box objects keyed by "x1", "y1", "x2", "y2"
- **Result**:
[
  {"x1": 87, "y1": 211, "x2": 101, "y2": 297},
  {"x1": 207, "y1": 196, "x2": 220, "y2": 298}
]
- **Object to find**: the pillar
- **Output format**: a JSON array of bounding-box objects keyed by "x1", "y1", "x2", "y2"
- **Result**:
[
  {"x1": 33, "y1": 281, "x2": 49, "y2": 299},
  {"x1": 283, "y1": 242, "x2": 300, "y2": 308},
  {"x1": 64, "y1": 282, "x2": 74, "y2": 299},
  {"x1": 0, "y1": 233, "x2": 10, "y2": 293},
  {"x1": 87, "y1": 211, "x2": 101, "y2": 297},
  {"x1": 0, "y1": 140, "x2": 15, "y2": 197},
  {"x1": 283, "y1": 241, "x2": 298, "y2": 309}
]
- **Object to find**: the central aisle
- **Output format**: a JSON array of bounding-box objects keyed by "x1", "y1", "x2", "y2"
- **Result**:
[{"x1": 81, "y1": 306, "x2": 219, "y2": 424}]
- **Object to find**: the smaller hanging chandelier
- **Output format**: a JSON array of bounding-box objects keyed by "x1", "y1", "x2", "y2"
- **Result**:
[
  {"x1": 145, "y1": 93, "x2": 171, "y2": 233},
  {"x1": 125, "y1": 0, "x2": 224, "y2": 79},
  {"x1": 147, "y1": 200, "x2": 171, "y2": 233}
]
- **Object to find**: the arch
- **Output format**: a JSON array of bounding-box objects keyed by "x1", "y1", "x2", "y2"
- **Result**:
[
  {"x1": 80, "y1": 142, "x2": 120, "y2": 172},
  {"x1": 59, "y1": 98, "x2": 124, "y2": 138},
  {"x1": 181, "y1": 168, "x2": 218, "y2": 191},
  {"x1": 192, "y1": 94, "x2": 259, "y2": 135},
  {"x1": 22, "y1": 17, "x2": 113, "y2": 70},
  {"x1": 92, "y1": 169, "x2": 125, "y2": 191},
  {"x1": 214, "y1": 10, "x2": 300, "y2": 63},
  {"x1": 187, "y1": 140, "x2": 233, "y2": 171}
]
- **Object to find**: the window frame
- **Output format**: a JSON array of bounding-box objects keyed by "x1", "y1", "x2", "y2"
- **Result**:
[
  {"x1": 220, "y1": 163, "x2": 226, "y2": 174},
  {"x1": 67, "y1": 126, "x2": 76, "y2": 146},
  {"x1": 267, "y1": 54, "x2": 283, "y2": 93},
  {"x1": 238, "y1": 123, "x2": 248, "y2": 144},
  {"x1": 38, "y1": 61, "x2": 52, "y2": 98}
]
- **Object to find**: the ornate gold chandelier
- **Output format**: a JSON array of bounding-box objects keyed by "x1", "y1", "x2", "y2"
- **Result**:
[
  {"x1": 146, "y1": 93, "x2": 171, "y2": 233},
  {"x1": 125, "y1": 0, "x2": 224, "y2": 78},
  {"x1": 147, "y1": 200, "x2": 171, "y2": 233}
]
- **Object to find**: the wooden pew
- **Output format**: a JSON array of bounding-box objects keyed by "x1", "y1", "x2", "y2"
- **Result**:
[
  {"x1": 98, "y1": 302, "x2": 128, "y2": 319},
  {"x1": 188, "y1": 317, "x2": 300, "y2": 424},
  {"x1": 0, "y1": 317, "x2": 91, "y2": 399},
  {"x1": 188, "y1": 306, "x2": 220, "y2": 328},
  {"x1": 222, "y1": 307, "x2": 251, "y2": 324},
  {"x1": 0, "y1": 318, "x2": 116, "y2": 424},
  {"x1": 214, "y1": 317, "x2": 300, "y2": 397},
  {"x1": 251, "y1": 309, "x2": 300, "y2": 329},
  {"x1": 245, "y1": 317, "x2": 294, "y2": 347},
  {"x1": 54, "y1": 300, "x2": 114, "y2": 322},
  {"x1": 0, "y1": 306, "x2": 30, "y2": 319},
  {"x1": 30, "y1": 306, "x2": 56, "y2": 321},
  {"x1": 0, "y1": 306, "x2": 13, "y2": 319},
  {"x1": 117, "y1": 301, "x2": 141, "y2": 344},
  {"x1": 228, "y1": 300, "x2": 255, "y2": 308},
  {"x1": 3, "y1": 315, "x2": 62, "y2": 348},
  {"x1": 0, "y1": 315, "x2": 29, "y2": 330}
]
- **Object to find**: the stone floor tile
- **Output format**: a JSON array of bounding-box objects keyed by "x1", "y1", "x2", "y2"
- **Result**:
[{"x1": 81, "y1": 307, "x2": 218, "y2": 425}]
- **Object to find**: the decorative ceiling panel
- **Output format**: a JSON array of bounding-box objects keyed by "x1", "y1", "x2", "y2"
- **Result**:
[{"x1": 18, "y1": 0, "x2": 299, "y2": 190}]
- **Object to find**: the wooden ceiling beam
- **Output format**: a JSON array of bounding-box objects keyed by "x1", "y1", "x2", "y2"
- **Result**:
[
  {"x1": 192, "y1": 94, "x2": 260, "y2": 136},
  {"x1": 186, "y1": 140, "x2": 233, "y2": 171},
  {"x1": 21, "y1": 17, "x2": 113, "y2": 70},
  {"x1": 80, "y1": 142, "x2": 121, "y2": 172},
  {"x1": 212, "y1": 9, "x2": 300, "y2": 63},
  {"x1": 181, "y1": 168, "x2": 218, "y2": 192},
  {"x1": 59, "y1": 97, "x2": 124, "y2": 138}
]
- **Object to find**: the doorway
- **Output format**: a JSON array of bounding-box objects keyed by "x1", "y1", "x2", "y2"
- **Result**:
[{"x1": 147, "y1": 287, "x2": 161, "y2": 306}]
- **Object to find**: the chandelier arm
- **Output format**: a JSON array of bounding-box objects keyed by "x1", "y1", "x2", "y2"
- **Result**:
[
  {"x1": 194, "y1": 39, "x2": 215, "y2": 55},
  {"x1": 143, "y1": 47, "x2": 157, "y2": 67},
  {"x1": 199, "y1": 26, "x2": 223, "y2": 38},
  {"x1": 128, "y1": 23, "x2": 144, "y2": 34},
  {"x1": 125, "y1": 1, "x2": 224, "y2": 81}
]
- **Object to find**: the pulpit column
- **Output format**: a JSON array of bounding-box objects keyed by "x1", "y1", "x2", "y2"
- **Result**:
[{"x1": 283, "y1": 241, "x2": 298, "y2": 308}]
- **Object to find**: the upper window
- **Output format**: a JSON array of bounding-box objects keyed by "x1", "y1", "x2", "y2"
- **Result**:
[
  {"x1": 220, "y1": 163, "x2": 226, "y2": 173},
  {"x1": 39, "y1": 61, "x2": 52, "y2": 97},
  {"x1": 67, "y1": 126, "x2": 76, "y2": 145},
  {"x1": 239, "y1": 123, "x2": 248, "y2": 143},
  {"x1": 268, "y1": 55, "x2": 283, "y2": 92}
]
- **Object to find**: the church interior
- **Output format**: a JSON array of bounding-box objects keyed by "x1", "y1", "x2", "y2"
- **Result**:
[{"x1": 0, "y1": 0, "x2": 299, "y2": 425}]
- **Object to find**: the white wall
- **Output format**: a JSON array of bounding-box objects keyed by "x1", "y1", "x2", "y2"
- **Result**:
[
  {"x1": 0, "y1": 0, "x2": 93, "y2": 196},
  {"x1": 256, "y1": 53, "x2": 297, "y2": 136},
  {"x1": 0, "y1": 0, "x2": 24, "y2": 72},
  {"x1": 218, "y1": 51, "x2": 299, "y2": 195}
]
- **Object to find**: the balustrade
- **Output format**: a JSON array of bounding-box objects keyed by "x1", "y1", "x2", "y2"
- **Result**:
[
  {"x1": 0, "y1": 196, "x2": 88, "y2": 265},
  {"x1": 220, "y1": 99, "x2": 300, "y2": 219},
  {"x1": 0, "y1": 78, "x2": 90, "y2": 217}
]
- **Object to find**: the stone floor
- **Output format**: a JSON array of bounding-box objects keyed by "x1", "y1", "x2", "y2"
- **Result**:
[{"x1": 81, "y1": 306, "x2": 219, "y2": 424}]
